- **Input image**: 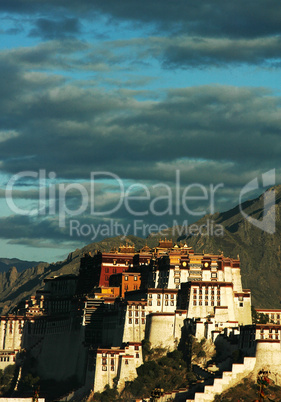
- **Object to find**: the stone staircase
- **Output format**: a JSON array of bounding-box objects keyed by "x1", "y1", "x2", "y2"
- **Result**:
[{"x1": 185, "y1": 356, "x2": 256, "y2": 401}]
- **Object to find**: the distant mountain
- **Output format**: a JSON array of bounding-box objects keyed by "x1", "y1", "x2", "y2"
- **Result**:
[
  {"x1": 0, "y1": 186, "x2": 280, "y2": 314},
  {"x1": 0, "y1": 258, "x2": 45, "y2": 273}
]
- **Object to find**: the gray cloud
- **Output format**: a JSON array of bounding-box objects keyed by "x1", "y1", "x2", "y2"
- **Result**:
[
  {"x1": 0, "y1": 1, "x2": 281, "y2": 39},
  {"x1": 29, "y1": 17, "x2": 81, "y2": 39},
  {"x1": 81, "y1": 1, "x2": 281, "y2": 39},
  {"x1": 0, "y1": 62, "x2": 280, "y2": 183}
]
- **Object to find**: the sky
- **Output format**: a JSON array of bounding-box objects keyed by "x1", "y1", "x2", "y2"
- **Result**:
[{"x1": 0, "y1": 1, "x2": 281, "y2": 263}]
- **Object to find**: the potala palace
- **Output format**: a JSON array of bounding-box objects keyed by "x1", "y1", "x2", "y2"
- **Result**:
[{"x1": 1, "y1": 240, "x2": 281, "y2": 401}]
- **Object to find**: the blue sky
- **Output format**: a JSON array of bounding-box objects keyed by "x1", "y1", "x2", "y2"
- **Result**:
[{"x1": 0, "y1": 1, "x2": 281, "y2": 262}]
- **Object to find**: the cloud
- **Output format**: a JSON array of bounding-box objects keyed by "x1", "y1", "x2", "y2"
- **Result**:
[
  {"x1": 0, "y1": 63, "x2": 280, "y2": 184},
  {"x1": 1, "y1": 1, "x2": 281, "y2": 39},
  {"x1": 29, "y1": 17, "x2": 81, "y2": 40}
]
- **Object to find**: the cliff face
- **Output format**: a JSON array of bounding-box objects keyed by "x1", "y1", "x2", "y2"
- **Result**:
[{"x1": 0, "y1": 186, "x2": 281, "y2": 313}]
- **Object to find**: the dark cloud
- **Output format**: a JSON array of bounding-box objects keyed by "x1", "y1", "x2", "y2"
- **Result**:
[
  {"x1": 0, "y1": 1, "x2": 281, "y2": 39},
  {"x1": 161, "y1": 37, "x2": 281, "y2": 68},
  {"x1": 0, "y1": 71, "x2": 280, "y2": 181},
  {"x1": 29, "y1": 17, "x2": 81, "y2": 39}
]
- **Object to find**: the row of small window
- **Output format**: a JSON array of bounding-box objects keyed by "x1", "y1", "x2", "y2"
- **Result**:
[
  {"x1": 149, "y1": 294, "x2": 175, "y2": 299},
  {"x1": 105, "y1": 268, "x2": 117, "y2": 273},
  {"x1": 194, "y1": 296, "x2": 220, "y2": 300},
  {"x1": 260, "y1": 335, "x2": 279, "y2": 340},
  {"x1": 112, "y1": 260, "x2": 130, "y2": 265},
  {"x1": 124, "y1": 285, "x2": 138, "y2": 290},
  {"x1": 128, "y1": 305, "x2": 145, "y2": 310},
  {"x1": 260, "y1": 328, "x2": 279, "y2": 333},
  {"x1": 0, "y1": 356, "x2": 14, "y2": 362},
  {"x1": 148, "y1": 301, "x2": 174, "y2": 306},
  {"x1": 102, "y1": 358, "x2": 136, "y2": 370},
  {"x1": 128, "y1": 318, "x2": 145, "y2": 324},
  {"x1": 193, "y1": 289, "x2": 220, "y2": 295},
  {"x1": 270, "y1": 314, "x2": 281, "y2": 319},
  {"x1": 193, "y1": 301, "x2": 220, "y2": 306},
  {"x1": 129, "y1": 311, "x2": 145, "y2": 317}
]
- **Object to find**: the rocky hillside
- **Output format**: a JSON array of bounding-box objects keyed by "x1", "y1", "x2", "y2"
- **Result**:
[
  {"x1": 0, "y1": 258, "x2": 45, "y2": 273},
  {"x1": 0, "y1": 186, "x2": 281, "y2": 313}
]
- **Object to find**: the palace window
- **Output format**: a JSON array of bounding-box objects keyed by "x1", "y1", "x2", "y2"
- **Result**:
[
  {"x1": 135, "y1": 345, "x2": 139, "y2": 350},
  {"x1": 105, "y1": 268, "x2": 109, "y2": 273},
  {"x1": 157, "y1": 294, "x2": 161, "y2": 299},
  {"x1": 102, "y1": 366, "x2": 107, "y2": 371},
  {"x1": 111, "y1": 366, "x2": 114, "y2": 371},
  {"x1": 135, "y1": 319, "x2": 139, "y2": 324},
  {"x1": 135, "y1": 312, "x2": 139, "y2": 317},
  {"x1": 102, "y1": 358, "x2": 106, "y2": 364},
  {"x1": 148, "y1": 301, "x2": 152, "y2": 306},
  {"x1": 165, "y1": 294, "x2": 169, "y2": 299},
  {"x1": 170, "y1": 301, "x2": 174, "y2": 306},
  {"x1": 149, "y1": 294, "x2": 152, "y2": 299},
  {"x1": 136, "y1": 353, "x2": 139, "y2": 358},
  {"x1": 134, "y1": 276, "x2": 138, "y2": 281},
  {"x1": 239, "y1": 302, "x2": 243, "y2": 307},
  {"x1": 165, "y1": 301, "x2": 168, "y2": 306},
  {"x1": 129, "y1": 311, "x2": 132, "y2": 317},
  {"x1": 125, "y1": 276, "x2": 128, "y2": 281},
  {"x1": 211, "y1": 301, "x2": 214, "y2": 306},
  {"x1": 193, "y1": 301, "x2": 196, "y2": 306},
  {"x1": 113, "y1": 260, "x2": 117, "y2": 265},
  {"x1": 157, "y1": 301, "x2": 160, "y2": 306},
  {"x1": 142, "y1": 319, "x2": 145, "y2": 324},
  {"x1": 129, "y1": 318, "x2": 132, "y2": 324},
  {"x1": 125, "y1": 360, "x2": 128, "y2": 365},
  {"x1": 199, "y1": 301, "x2": 202, "y2": 306},
  {"x1": 205, "y1": 301, "x2": 208, "y2": 306}
]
